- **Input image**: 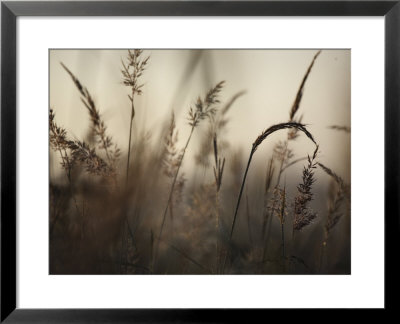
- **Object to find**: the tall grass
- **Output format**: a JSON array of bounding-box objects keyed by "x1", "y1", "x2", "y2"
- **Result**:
[
  {"x1": 49, "y1": 49, "x2": 350, "y2": 275},
  {"x1": 121, "y1": 50, "x2": 150, "y2": 184},
  {"x1": 230, "y1": 122, "x2": 317, "y2": 239}
]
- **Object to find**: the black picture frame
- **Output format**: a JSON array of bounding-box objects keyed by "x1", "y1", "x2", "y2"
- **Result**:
[{"x1": 1, "y1": 0, "x2": 398, "y2": 321}]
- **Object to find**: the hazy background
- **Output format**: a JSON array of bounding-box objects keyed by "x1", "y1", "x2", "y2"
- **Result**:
[{"x1": 50, "y1": 49, "x2": 350, "y2": 182}]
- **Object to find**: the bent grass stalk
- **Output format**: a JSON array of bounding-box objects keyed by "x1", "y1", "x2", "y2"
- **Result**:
[
  {"x1": 230, "y1": 122, "x2": 317, "y2": 239},
  {"x1": 262, "y1": 50, "x2": 322, "y2": 262}
]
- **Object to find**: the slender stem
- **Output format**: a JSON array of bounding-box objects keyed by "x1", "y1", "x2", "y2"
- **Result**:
[
  {"x1": 126, "y1": 91, "x2": 135, "y2": 185},
  {"x1": 262, "y1": 136, "x2": 291, "y2": 257},
  {"x1": 122, "y1": 91, "x2": 135, "y2": 273},
  {"x1": 275, "y1": 140, "x2": 288, "y2": 187},
  {"x1": 230, "y1": 150, "x2": 254, "y2": 238},
  {"x1": 261, "y1": 193, "x2": 270, "y2": 239},
  {"x1": 223, "y1": 150, "x2": 253, "y2": 277},
  {"x1": 246, "y1": 193, "x2": 253, "y2": 245},
  {"x1": 224, "y1": 155, "x2": 253, "y2": 274},
  {"x1": 155, "y1": 125, "x2": 195, "y2": 260},
  {"x1": 169, "y1": 200, "x2": 174, "y2": 241}
]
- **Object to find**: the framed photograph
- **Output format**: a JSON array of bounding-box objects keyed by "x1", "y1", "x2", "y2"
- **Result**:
[{"x1": 1, "y1": 0, "x2": 398, "y2": 321}]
